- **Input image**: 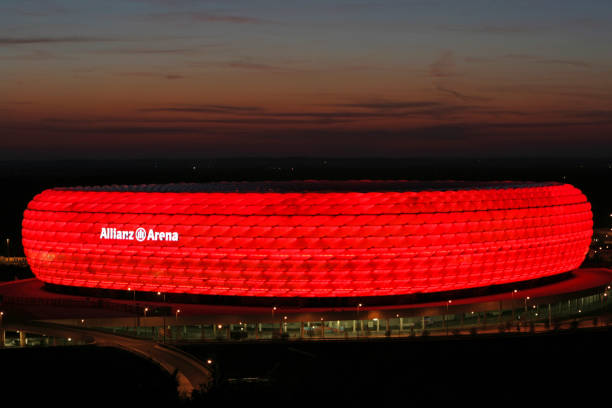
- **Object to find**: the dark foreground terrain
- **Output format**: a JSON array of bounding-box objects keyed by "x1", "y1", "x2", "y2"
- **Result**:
[
  {"x1": 0, "y1": 345, "x2": 180, "y2": 405},
  {"x1": 184, "y1": 327, "x2": 609, "y2": 404},
  {"x1": 1, "y1": 327, "x2": 609, "y2": 405}
]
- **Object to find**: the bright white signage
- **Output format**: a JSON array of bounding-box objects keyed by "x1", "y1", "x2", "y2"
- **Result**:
[{"x1": 99, "y1": 227, "x2": 179, "y2": 242}]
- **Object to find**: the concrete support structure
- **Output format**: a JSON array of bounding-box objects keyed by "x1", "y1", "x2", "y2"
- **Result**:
[{"x1": 19, "y1": 330, "x2": 26, "y2": 347}]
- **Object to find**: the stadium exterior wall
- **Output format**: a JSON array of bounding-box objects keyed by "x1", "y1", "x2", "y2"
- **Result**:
[{"x1": 21, "y1": 181, "x2": 593, "y2": 298}]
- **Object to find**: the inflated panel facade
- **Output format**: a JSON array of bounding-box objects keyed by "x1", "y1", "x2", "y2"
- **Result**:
[{"x1": 22, "y1": 182, "x2": 593, "y2": 297}]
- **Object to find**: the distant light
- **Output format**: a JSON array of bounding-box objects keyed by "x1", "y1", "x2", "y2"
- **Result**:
[
  {"x1": 284, "y1": 316, "x2": 287, "y2": 320},
  {"x1": 68, "y1": 338, "x2": 72, "y2": 342},
  {"x1": 207, "y1": 359, "x2": 212, "y2": 364},
  {"x1": 373, "y1": 318, "x2": 378, "y2": 321},
  {"x1": 217, "y1": 324, "x2": 222, "y2": 329}
]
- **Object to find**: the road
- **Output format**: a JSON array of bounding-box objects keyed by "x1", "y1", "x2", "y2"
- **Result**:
[{"x1": 2, "y1": 320, "x2": 212, "y2": 398}]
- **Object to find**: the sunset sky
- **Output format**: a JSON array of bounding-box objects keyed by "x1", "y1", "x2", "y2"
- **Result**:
[{"x1": 1, "y1": 0, "x2": 611, "y2": 159}]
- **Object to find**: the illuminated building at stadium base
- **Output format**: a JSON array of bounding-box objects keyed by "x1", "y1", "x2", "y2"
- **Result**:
[{"x1": 22, "y1": 181, "x2": 592, "y2": 299}]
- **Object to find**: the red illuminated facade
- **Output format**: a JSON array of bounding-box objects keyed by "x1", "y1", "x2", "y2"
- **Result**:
[{"x1": 22, "y1": 181, "x2": 593, "y2": 297}]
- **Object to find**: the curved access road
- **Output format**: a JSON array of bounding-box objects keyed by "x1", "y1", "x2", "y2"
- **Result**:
[{"x1": 2, "y1": 320, "x2": 212, "y2": 398}]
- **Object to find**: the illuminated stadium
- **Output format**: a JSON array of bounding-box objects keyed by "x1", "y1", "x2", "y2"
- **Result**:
[{"x1": 21, "y1": 180, "x2": 593, "y2": 304}]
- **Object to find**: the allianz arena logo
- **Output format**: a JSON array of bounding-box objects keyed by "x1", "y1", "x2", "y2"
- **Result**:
[{"x1": 99, "y1": 227, "x2": 179, "y2": 242}]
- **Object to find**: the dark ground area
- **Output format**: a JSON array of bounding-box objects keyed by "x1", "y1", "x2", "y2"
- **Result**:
[
  {"x1": 1, "y1": 327, "x2": 609, "y2": 406},
  {"x1": 1, "y1": 157, "x2": 611, "y2": 257},
  {"x1": 0, "y1": 345, "x2": 180, "y2": 405},
  {"x1": 183, "y1": 327, "x2": 611, "y2": 405},
  {"x1": 0, "y1": 264, "x2": 33, "y2": 281}
]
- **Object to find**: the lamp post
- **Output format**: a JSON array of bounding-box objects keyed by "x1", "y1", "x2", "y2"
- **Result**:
[
  {"x1": 511, "y1": 289, "x2": 518, "y2": 321},
  {"x1": 5, "y1": 238, "x2": 9, "y2": 258},
  {"x1": 175, "y1": 309, "x2": 180, "y2": 320},
  {"x1": 357, "y1": 303, "x2": 363, "y2": 336},
  {"x1": 446, "y1": 300, "x2": 452, "y2": 336},
  {"x1": 157, "y1": 291, "x2": 166, "y2": 344},
  {"x1": 128, "y1": 287, "x2": 137, "y2": 327}
]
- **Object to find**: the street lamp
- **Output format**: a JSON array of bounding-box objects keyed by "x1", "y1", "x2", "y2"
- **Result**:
[
  {"x1": 446, "y1": 300, "x2": 452, "y2": 335},
  {"x1": 357, "y1": 303, "x2": 363, "y2": 336},
  {"x1": 157, "y1": 292, "x2": 167, "y2": 344},
  {"x1": 128, "y1": 287, "x2": 137, "y2": 327},
  {"x1": 175, "y1": 309, "x2": 181, "y2": 320},
  {"x1": 5, "y1": 238, "x2": 9, "y2": 258},
  {"x1": 144, "y1": 307, "x2": 149, "y2": 317},
  {"x1": 511, "y1": 289, "x2": 518, "y2": 321}
]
